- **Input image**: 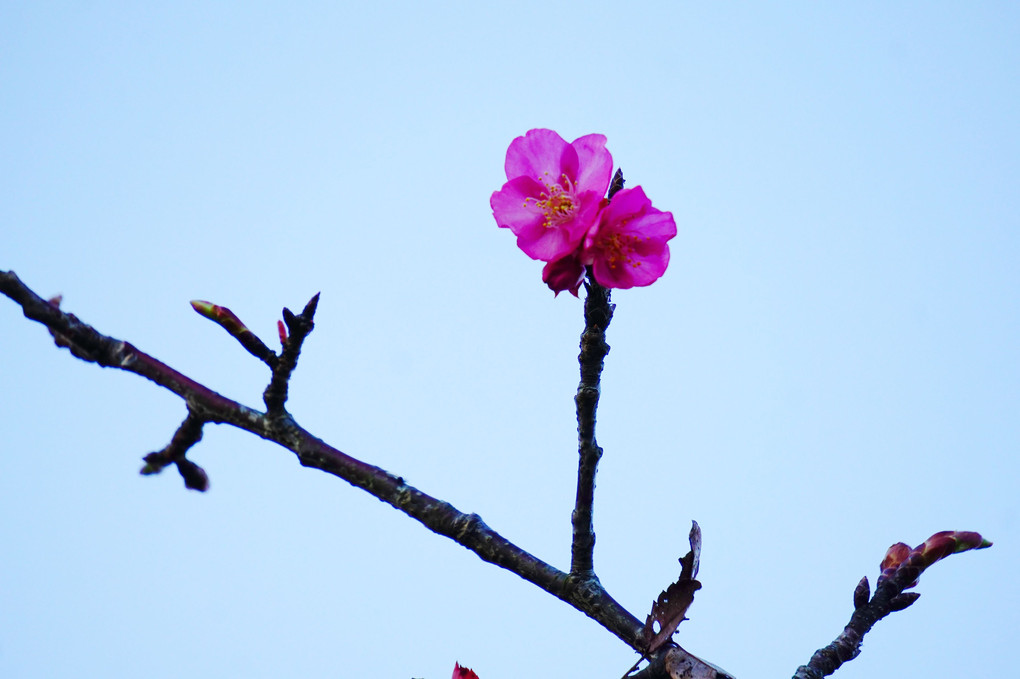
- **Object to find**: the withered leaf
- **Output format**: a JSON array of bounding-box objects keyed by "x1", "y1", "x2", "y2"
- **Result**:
[
  {"x1": 665, "y1": 645, "x2": 735, "y2": 679},
  {"x1": 641, "y1": 521, "x2": 703, "y2": 654}
]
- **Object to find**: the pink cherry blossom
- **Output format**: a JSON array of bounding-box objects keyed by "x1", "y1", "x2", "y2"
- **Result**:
[
  {"x1": 491, "y1": 129, "x2": 613, "y2": 262},
  {"x1": 582, "y1": 186, "x2": 676, "y2": 289}
]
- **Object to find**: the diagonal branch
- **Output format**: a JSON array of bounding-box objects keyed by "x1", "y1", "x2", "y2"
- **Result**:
[
  {"x1": 793, "y1": 531, "x2": 992, "y2": 679},
  {"x1": 794, "y1": 569, "x2": 927, "y2": 679},
  {"x1": 0, "y1": 269, "x2": 646, "y2": 651}
]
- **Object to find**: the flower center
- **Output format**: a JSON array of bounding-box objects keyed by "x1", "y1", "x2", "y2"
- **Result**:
[
  {"x1": 598, "y1": 226, "x2": 645, "y2": 270},
  {"x1": 525, "y1": 173, "x2": 578, "y2": 229}
]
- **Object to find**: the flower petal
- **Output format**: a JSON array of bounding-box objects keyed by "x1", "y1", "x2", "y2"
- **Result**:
[
  {"x1": 504, "y1": 129, "x2": 578, "y2": 184},
  {"x1": 491, "y1": 178, "x2": 591, "y2": 261},
  {"x1": 452, "y1": 662, "x2": 480, "y2": 679},
  {"x1": 570, "y1": 133, "x2": 613, "y2": 195},
  {"x1": 584, "y1": 186, "x2": 676, "y2": 289},
  {"x1": 542, "y1": 254, "x2": 586, "y2": 296},
  {"x1": 492, "y1": 129, "x2": 618, "y2": 273},
  {"x1": 491, "y1": 176, "x2": 546, "y2": 233}
]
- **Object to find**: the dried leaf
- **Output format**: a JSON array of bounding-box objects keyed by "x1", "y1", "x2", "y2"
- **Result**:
[
  {"x1": 641, "y1": 521, "x2": 703, "y2": 654},
  {"x1": 664, "y1": 646, "x2": 735, "y2": 679}
]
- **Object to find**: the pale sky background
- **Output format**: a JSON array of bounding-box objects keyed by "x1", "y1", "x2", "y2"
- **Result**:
[{"x1": 2, "y1": 3, "x2": 1017, "y2": 678}]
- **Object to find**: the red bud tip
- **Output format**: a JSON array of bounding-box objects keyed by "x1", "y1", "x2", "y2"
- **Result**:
[
  {"x1": 915, "y1": 533, "x2": 957, "y2": 566},
  {"x1": 915, "y1": 530, "x2": 992, "y2": 567},
  {"x1": 879, "y1": 531, "x2": 992, "y2": 590},
  {"x1": 880, "y1": 542, "x2": 911, "y2": 571},
  {"x1": 191, "y1": 300, "x2": 249, "y2": 335},
  {"x1": 277, "y1": 320, "x2": 288, "y2": 345},
  {"x1": 877, "y1": 542, "x2": 912, "y2": 588},
  {"x1": 452, "y1": 662, "x2": 479, "y2": 679},
  {"x1": 48, "y1": 294, "x2": 63, "y2": 308}
]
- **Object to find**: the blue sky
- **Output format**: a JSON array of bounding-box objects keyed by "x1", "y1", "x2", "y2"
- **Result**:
[{"x1": 2, "y1": 3, "x2": 1017, "y2": 678}]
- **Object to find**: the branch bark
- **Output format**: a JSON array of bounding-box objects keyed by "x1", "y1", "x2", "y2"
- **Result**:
[
  {"x1": 0, "y1": 269, "x2": 648, "y2": 652},
  {"x1": 8, "y1": 265, "x2": 983, "y2": 679},
  {"x1": 570, "y1": 168, "x2": 624, "y2": 578},
  {"x1": 571, "y1": 275, "x2": 613, "y2": 577}
]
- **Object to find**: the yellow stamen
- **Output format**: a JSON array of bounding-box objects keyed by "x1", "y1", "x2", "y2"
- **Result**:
[{"x1": 523, "y1": 174, "x2": 578, "y2": 229}]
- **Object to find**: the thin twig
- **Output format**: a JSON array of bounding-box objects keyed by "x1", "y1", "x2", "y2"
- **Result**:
[
  {"x1": 793, "y1": 562, "x2": 956, "y2": 678},
  {"x1": 263, "y1": 293, "x2": 319, "y2": 414},
  {"x1": 190, "y1": 300, "x2": 277, "y2": 367}
]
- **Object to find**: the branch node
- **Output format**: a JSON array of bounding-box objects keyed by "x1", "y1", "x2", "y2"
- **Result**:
[
  {"x1": 455, "y1": 512, "x2": 484, "y2": 541},
  {"x1": 140, "y1": 411, "x2": 209, "y2": 492},
  {"x1": 263, "y1": 293, "x2": 320, "y2": 414}
]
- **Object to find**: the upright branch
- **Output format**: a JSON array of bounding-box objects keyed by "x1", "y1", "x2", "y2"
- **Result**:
[
  {"x1": 571, "y1": 276, "x2": 614, "y2": 576},
  {"x1": 264, "y1": 294, "x2": 320, "y2": 414},
  {"x1": 570, "y1": 169, "x2": 624, "y2": 577}
]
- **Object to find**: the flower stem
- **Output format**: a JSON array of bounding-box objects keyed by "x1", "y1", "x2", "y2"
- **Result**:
[{"x1": 571, "y1": 273, "x2": 615, "y2": 576}]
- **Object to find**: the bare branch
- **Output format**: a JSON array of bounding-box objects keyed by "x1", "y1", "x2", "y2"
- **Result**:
[
  {"x1": 0, "y1": 269, "x2": 647, "y2": 650},
  {"x1": 140, "y1": 410, "x2": 208, "y2": 491},
  {"x1": 9, "y1": 267, "x2": 986, "y2": 679}
]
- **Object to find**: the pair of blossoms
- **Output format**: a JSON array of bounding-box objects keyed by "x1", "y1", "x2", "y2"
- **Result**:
[{"x1": 491, "y1": 129, "x2": 676, "y2": 296}]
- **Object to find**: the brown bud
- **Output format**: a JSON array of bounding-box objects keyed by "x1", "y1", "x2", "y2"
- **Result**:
[
  {"x1": 176, "y1": 459, "x2": 210, "y2": 492},
  {"x1": 140, "y1": 451, "x2": 171, "y2": 475},
  {"x1": 853, "y1": 576, "x2": 870, "y2": 609},
  {"x1": 888, "y1": 592, "x2": 921, "y2": 612}
]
